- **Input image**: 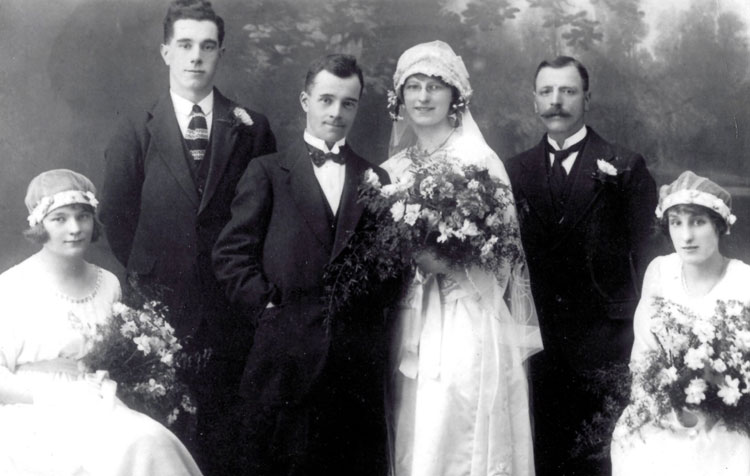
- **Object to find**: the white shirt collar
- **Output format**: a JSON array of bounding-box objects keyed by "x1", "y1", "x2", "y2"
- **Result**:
[
  {"x1": 170, "y1": 89, "x2": 214, "y2": 117},
  {"x1": 304, "y1": 130, "x2": 346, "y2": 154},
  {"x1": 547, "y1": 125, "x2": 588, "y2": 151}
]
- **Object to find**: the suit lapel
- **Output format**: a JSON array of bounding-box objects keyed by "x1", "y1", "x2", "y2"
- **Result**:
[
  {"x1": 147, "y1": 95, "x2": 200, "y2": 208},
  {"x1": 556, "y1": 130, "x2": 608, "y2": 237},
  {"x1": 199, "y1": 89, "x2": 238, "y2": 215},
  {"x1": 518, "y1": 138, "x2": 557, "y2": 227},
  {"x1": 330, "y1": 150, "x2": 367, "y2": 262},
  {"x1": 285, "y1": 141, "x2": 335, "y2": 254}
]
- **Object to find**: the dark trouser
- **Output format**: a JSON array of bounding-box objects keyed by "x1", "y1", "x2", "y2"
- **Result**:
[
  {"x1": 238, "y1": 315, "x2": 390, "y2": 476},
  {"x1": 530, "y1": 353, "x2": 612, "y2": 476}
]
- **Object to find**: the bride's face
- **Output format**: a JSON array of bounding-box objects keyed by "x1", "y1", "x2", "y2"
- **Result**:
[
  {"x1": 668, "y1": 208, "x2": 721, "y2": 265},
  {"x1": 402, "y1": 74, "x2": 453, "y2": 128},
  {"x1": 42, "y1": 204, "x2": 94, "y2": 258}
]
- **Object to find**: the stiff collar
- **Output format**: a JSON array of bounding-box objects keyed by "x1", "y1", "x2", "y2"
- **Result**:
[
  {"x1": 170, "y1": 89, "x2": 214, "y2": 116},
  {"x1": 304, "y1": 130, "x2": 346, "y2": 154},
  {"x1": 547, "y1": 125, "x2": 587, "y2": 151}
]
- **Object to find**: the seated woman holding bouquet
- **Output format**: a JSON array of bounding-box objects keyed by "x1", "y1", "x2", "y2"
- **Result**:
[
  {"x1": 0, "y1": 169, "x2": 203, "y2": 475},
  {"x1": 611, "y1": 171, "x2": 750, "y2": 475},
  {"x1": 381, "y1": 40, "x2": 543, "y2": 476}
]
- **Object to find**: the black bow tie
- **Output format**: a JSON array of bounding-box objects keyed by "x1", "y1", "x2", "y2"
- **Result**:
[{"x1": 308, "y1": 147, "x2": 346, "y2": 167}]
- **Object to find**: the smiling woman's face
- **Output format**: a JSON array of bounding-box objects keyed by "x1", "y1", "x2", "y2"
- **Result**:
[
  {"x1": 42, "y1": 204, "x2": 93, "y2": 258},
  {"x1": 402, "y1": 73, "x2": 453, "y2": 129}
]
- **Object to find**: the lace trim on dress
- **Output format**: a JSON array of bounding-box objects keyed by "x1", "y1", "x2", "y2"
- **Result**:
[{"x1": 55, "y1": 268, "x2": 103, "y2": 304}]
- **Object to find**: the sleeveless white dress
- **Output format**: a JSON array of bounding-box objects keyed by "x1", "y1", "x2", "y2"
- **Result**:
[
  {"x1": 0, "y1": 258, "x2": 203, "y2": 476},
  {"x1": 611, "y1": 253, "x2": 750, "y2": 476},
  {"x1": 383, "y1": 134, "x2": 541, "y2": 476}
]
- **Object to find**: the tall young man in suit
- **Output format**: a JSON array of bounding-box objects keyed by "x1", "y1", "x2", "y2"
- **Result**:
[
  {"x1": 99, "y1": 1, "x2": 276, "y2": 473},
  {"x1": 213, "y1": 54, "x2": 392, "y2": 476},
  {"x1": 505, "y1": 56, "x2": 657, "y2": 476}
]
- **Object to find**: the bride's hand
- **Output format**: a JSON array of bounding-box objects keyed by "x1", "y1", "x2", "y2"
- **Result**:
[
  {"x1": 675, "y1": 408, "x2": 718, "y2": 432},
  {"x1": 414, "y1": 250, "x2": 454, "y2": 275}
]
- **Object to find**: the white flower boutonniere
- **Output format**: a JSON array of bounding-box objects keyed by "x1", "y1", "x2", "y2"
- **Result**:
[
  {"x1": 232, "y1": 107, "x2": 254, "y2": 126},
  {"x1": 592, "y1": 157, "x2": 627, "y2": 185},
  {"x1": 596, "y1": 159, "x2": 617, "y2": 176}
]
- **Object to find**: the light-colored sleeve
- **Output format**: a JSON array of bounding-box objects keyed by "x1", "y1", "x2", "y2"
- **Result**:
[
  {"x1": 629, "y1": 257, "x2": 663, "y2": 364},
  {"x1": 0, "y1": 274, "x2": 33, "y2": 403}
]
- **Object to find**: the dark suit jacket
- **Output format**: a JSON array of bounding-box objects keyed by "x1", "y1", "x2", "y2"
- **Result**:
[
  {"x1": 506, "y1": 128, "x2": 657, "y2": 372},
  {"x1": 100, "y1": 88, "x2": 276, "y2": 355},
  {"x1": 212, "y1": 139, "x2": 391, "y2": 404}
]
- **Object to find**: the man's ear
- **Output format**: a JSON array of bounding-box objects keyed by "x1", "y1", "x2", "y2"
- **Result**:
[
  {"x1": 160, "y1": 44, "x2": 170, "y2": 66},
  {"x1": 532, "y1": 90, "x2": 538, "y2": 114},
  {"x1": 299, "y1": 91, "x2": 310, "y2": 112},
  {"x1": 584, "y1": 91, "x2": 591, "y2": 112}
]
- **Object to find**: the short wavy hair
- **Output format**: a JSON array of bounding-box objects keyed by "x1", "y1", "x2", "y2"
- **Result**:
[
  {"x1": 304, "y1": 54, "x2": 364, "y2": 97},
  {"x1": 163, "y1": 0, "x2": 225, "y2": 46}
]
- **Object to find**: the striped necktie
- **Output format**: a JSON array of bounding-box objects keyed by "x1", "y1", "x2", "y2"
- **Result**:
[{"x1": 186, "y1": 104, "x2": 209, "y2": 162}]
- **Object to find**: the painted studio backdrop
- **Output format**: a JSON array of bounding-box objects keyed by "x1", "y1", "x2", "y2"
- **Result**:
[{"x1": 2, "y1": 0, "x2": 749, "y2": 274}]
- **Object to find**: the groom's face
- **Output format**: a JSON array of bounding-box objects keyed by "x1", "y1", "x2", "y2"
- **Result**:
[
  {"x1": 533, "y1": 65, "x2": 589, "y2": 144},
  {"x1": 300, "y1": 70, "x2": 362, "y2": 145}
]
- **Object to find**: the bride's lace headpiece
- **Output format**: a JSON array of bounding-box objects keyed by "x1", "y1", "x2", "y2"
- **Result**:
[
  {"x1": 389, "y1": 41, "x2": 481, "y2": 156},
  {"x1": 393, "y1": 40, "x2": 473, "y2": 102},
  {"x1": 655, "y1": 170, "x2": 736, "y2": 231},
  {"x1": 25, "y1": 169, "x2": 99, "y2": 227}
]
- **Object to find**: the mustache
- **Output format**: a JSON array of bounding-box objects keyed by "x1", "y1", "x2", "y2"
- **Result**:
[{"x1": 540, "y1": 107, "x2": 571, "y2": 119}]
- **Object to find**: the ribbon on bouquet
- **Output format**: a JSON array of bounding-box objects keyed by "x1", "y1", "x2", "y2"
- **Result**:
[{"x1": 397, "y1": 270, "x2": 443, "y2": 380}]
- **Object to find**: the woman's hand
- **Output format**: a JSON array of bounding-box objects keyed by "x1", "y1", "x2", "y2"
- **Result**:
[
  {"x1": 674, "y1": 408, "x2": 719, "y2": 432},
  {"x1": 414, "y1": 250, "x2": 454, "y2": 275}
]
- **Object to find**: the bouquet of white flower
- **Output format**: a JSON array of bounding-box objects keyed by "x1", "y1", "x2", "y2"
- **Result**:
[
  {"x1": 364, "y1": 151, "x2": 521, "y2": 273},
  {"x1": 81, "y1": 299, "x2": 206, "y2": 426},
  {"x1": 628, "y1": 297, "x2": 750, "y2": 435},
  {"x1": 324, "y1": 149, "x2": 522, "y2": 319}
]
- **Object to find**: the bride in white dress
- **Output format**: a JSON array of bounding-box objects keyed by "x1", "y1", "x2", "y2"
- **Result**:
[
  {"x1": 0, "y1": 169, "x2": 203, "y2": 476},
  {"x1": 382, "y1": 41, "x2": 543, "y2": 476},
  {"x1": 611, "y1": 171, "x2": 750, "y2": 475}
]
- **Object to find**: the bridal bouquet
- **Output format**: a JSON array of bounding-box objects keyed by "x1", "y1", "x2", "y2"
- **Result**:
[
  {"x1": 626, "y1": 297, "x2": 750, "y2": 435},
  {"x1": 324, "y1": 150, "x2": 522, "y2": 317},
  {"x1": 81, "y1": 299, "x2": 207, "y2": 426}
]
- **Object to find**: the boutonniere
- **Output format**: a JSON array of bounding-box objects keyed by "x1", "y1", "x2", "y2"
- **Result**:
[
  {"x1": 232, "y1": 107, "x2": 254, "y2": 127},
  {"x1": 592, "y1": 157, "x2": 628, "y2": 185}
]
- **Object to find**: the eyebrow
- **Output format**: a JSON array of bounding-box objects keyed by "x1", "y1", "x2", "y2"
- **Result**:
[
  {"x1": 318, "y1": 93, "x2": 358, "y2": 102},
  {"x1": 175, "y1": 38, "x2": 218, "y2": 45}
]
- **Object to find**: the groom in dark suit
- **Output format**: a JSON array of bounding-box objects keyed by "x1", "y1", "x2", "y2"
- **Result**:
[
  {"x1": 213, "y1": 54, "x2": 392, "y2": 476},
  {"x1": 99, "y1": 1, "x2": 276, "y2": 473},
  {"x1": 506, "y1": 56, "x2": 657, "y2": 476}
]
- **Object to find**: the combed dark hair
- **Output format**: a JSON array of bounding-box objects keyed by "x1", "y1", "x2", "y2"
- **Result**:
[
  {"x1": 660, "y1": 203, "x2": 728, "y2": 238},
  {"x1": 304, "y1": 54, "x2": 364, "y2": 96},
  {"x1": 534, "y1": 56, "x2": 590, "y2": 92},
  {"x1": 23, "y1": 205, "x2": 103, "y2": 245},
  {"x1": 163, "y1": 0, "x2": 225, "y2": 46}
]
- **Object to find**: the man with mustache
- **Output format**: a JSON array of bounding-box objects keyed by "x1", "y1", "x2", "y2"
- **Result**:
[
  {"x1": 99, "y1": 1, "x2": 276, "y2": 473},
  {"x1": 213, "y1": 54, "x2": 392, "y2": 476},
  {"x1": 505, "y1": 56, "x2": 657, "y2": 476}
]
